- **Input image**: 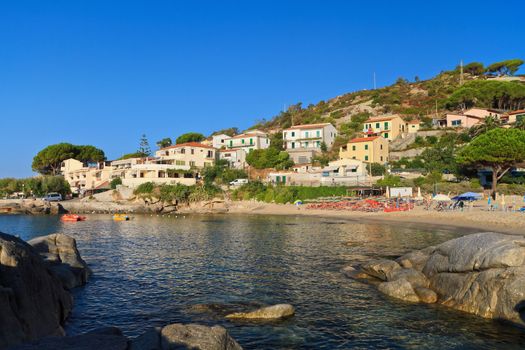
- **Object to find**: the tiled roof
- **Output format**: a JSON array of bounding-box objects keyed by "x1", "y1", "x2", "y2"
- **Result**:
[
  {"x1": 348, "y1": 136, "x2": 381, "y2": 143},
  {"x1": 284, "y1": 123, "x2": 331, "y2": 130},
  {"x1": 160, "y1": 142, "x2": 216, "y2": 150},
  {"x1": 508, "y1": 109, "x2": 525, "y2": 115}
]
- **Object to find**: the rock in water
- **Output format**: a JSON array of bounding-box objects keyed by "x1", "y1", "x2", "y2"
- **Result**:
[
  {"x1": 0, "y1": 232, "x2": 73, "y2": 349},
  {"x1": 225, "y1": 304, "x2": 295, "y2": 320},
  {"x1": 344, "y1": 232, "x2": 525, "y2": 326},
  {"x1": 28, "y1": 233, "x2": 92, "y2": 289},
  {"x1": 377, "y1": 279, "x2": 420, "y2": 303},
  {"x1": 160, "y1": 324, "x2": 242, "y2": 350}
]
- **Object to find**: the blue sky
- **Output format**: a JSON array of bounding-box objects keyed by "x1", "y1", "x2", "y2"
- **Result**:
[{"x1": 1, "y1": 0, "x2": 523, "y2": 177}]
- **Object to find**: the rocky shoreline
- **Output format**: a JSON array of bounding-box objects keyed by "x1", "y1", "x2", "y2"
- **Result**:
[
  {"x1": 343, "y1": 232, "x2": 525, "y2": 327},
  {"x1": 0, "y1": 230, "x2": 298, "y2": 349}
]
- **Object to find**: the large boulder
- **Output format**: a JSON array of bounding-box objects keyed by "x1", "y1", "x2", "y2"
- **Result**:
[
  {"x1": 0, "y1": 232, "x2": 73, "y2": 349},
  {"x1": 344, "y1": 232, "x2": 525, "y2": 326},
  {"x1": 130, "y1": 323, "x2": 242, "y2": 350},
  {"x1": 225, "y1": 304, "x2": 295, "y2": 320},
  {"x1": 360, "y1": 259, "x2": 401, "y2": 281},
  {"x1": 28, "y1": 234, "x2": 92, "y2": 289},
  {"x1": 9, "y1": 327, "x2": 129, "y2": 350}
]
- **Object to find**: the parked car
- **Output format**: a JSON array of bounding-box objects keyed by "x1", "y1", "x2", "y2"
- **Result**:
[
  {"x1": 229, "y1": 178, "x2": 249, "y2": 186},
  {"x1": 42, "y1": 193, "x2": 62, "y2": 202}
]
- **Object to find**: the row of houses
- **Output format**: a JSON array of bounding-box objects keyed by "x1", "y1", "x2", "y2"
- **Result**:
[{"x1": 60, "y1": 115, "x2": 423, "y2": 192}]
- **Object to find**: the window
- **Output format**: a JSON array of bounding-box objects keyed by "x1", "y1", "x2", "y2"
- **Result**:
[
  {"x1": 180, "y1": 148, "x2": 185, "y2": 154},
  {"x1": 291, "y1": 142, "x2": 295, "y2": 149},
  {"x1": 380, "y1": 156, "x2": 383, "y2": 161},
  {"x1": 384, "y1": 122, "x2": 389, "y2": 129},
  {"x1": 304, "y1": 142, "x2": 309, "y2": 148},
  {"x1": 451, "y1": 120, "x2": 462, "y2": 126},
  {"x1": 175, "y1": 160, "x2": 185, "y2": 166},
  {"x1": 229, "y1": 140, "x2": 233, "y2": 147},
  {"x1": 352, "y1": 156, "x2": 356, "y2": 159},
  {"x1": 317, "y1": 141, "x2": 321, "y2": 147},
  {"x1": 250, "y1": 138, "x2": 253, "y2": 145},
  {"x1": 352, "y1": 145, "x2": 356, "y2": 151},
  {"x1": 365, "y1": 155, "x2": 369, "y2": 161},
  {"x1": 305, "y1": 131, "x2": 309, "y2": 138},
  {"x1": 207, "y1": 150, "x2": 213, "y2": 158},
  {"x1": 365, "y1": 144, "x2": 368, "y2": 150},
  {"x1": 316, "y1": 130, "x2": 320, "y2": 137},
  {"x1": 384, "y1": 133, "x2": 389, "y2": 139},
  {"x1": 291, "y1": 131, "x2": 295, "y2": 137},
  {"x1": 189, "y1": 161, "x2": 196, "y2": 167},
  {"x1": 375, "y1": 123, "x2": 380, "y2": 128},
  {"x1": 242, "y1": 139, "x2": 245, "y2": 144},
  {"x1": 191, "y1": 149, "x2": 195, "y2": 155},
  {"x1": 380, "y1": 145, "x2": 383, "y2": 150}
]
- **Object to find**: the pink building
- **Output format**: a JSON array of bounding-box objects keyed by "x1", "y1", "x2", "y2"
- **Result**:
[{"x1": 446, "y1": 108, "x2": 505, "y2": 128}]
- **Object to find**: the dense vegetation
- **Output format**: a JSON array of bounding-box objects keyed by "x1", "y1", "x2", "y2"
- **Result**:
[
  {"x1": 232, "y1": 181, "x2": 349, "y2": 203},
  {"x1": 176, "y1": 132, "x2": 206, "y2": 144},
  {"x1": 0, "y1": 176, "x2": 71, "y2": 198},
  {"x1": 133, "y1": 182, "x2": 221, "y2": 203}
]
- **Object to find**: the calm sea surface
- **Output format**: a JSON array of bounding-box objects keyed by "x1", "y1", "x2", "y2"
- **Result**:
[{"x1": 1, "y1": 214, "x2": 524, "y2": 349}]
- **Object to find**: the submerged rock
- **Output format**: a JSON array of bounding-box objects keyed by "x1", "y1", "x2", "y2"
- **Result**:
[
  {"x1": 344, "y1": 232, "x2": 525, "y2": 326},
  {"x1": 28, "y1": 233, "x2": 92, "y2": 289},
  {"x1": 225, "y1": 304, "x2": 295, "y2": 320},
  {"x1": 0, "y1": 232, "x2": 73, "y2": 349}
]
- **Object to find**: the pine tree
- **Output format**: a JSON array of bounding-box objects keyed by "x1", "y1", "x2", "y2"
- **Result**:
[{"x1": 138, "y1": 134, "x2": 151, "y2": 157}]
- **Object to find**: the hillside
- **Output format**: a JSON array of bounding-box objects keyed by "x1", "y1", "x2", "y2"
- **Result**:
[{"x1": 247, "y1": 61, "x2": 525, "y2": 148}]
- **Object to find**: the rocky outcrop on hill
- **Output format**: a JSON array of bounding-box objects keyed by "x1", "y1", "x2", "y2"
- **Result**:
[
  {"x1": 0, "y1": 232, "x2": 73, "y2": 349},
  {"x1": 343, "y1": 232, "x2": 525, "y2": 326},
  {"x1": 28, "y1": 233, "x2": 92, "y2": 289}
]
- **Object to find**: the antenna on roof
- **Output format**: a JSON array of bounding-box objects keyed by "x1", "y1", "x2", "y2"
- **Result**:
[
  {"x1": 459, "y1": 60, "x2": 464, "y2": 86},
  {"x1": 373, "y1": 72, "x2": 377, "y2": 90}
]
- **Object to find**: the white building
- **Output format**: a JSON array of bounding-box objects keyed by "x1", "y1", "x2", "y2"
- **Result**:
[
  {"x1": 213, "y1": 130, "x2": 270, "y2": 168},
  {"x1": 282, "y1": 123, "x2": 337, "y2": 164},
  {"x1": 61, "y1": 158, "x2": 112, "y2": 195},
  {"x1": 154, "y1": 142, "x2": 218, "y2": 168}
]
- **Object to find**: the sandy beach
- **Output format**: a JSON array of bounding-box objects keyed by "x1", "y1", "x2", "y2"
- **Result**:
[{"x1": 226, "y1": 200, "x2": 525, "y2": 235}]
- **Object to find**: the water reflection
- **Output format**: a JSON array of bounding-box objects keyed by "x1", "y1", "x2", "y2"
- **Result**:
[{"x1": 0, "y1": 214, "x2": 524, "y2": 349}]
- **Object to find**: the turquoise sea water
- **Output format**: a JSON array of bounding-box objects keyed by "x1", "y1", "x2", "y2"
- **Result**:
[{"x1": 1, "y1": 214, "x2": 524, "y2": 349}]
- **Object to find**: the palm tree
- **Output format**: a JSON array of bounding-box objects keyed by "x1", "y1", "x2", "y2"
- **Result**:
[{"x1": 469, "y1": 116, "x2": 502, "y2": 137}]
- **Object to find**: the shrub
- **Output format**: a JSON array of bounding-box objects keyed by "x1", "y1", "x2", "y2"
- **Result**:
[{"x1": 110, "y1": 177, "x2": 122, "y2": 189}]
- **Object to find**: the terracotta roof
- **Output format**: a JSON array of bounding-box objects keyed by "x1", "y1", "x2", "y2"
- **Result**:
[
  {"x1": 365, "y1": 115, "x2": 402, "y2": 123},
  {"x1": 94, "y1": 181, "x2": 110, "y2": 190},
  {"x1": 507, "y1": 109, "x2": 525, "y2": 115},
  {"x1": 231, "y1": 133, "x2": 263, "y2": 139},
  {"x1": 348, "y1": 136, "x2": 381, "y2": 143},
  {"x1": 408, "y1": 120, "x2": 420, "y2": 124},
  {"x1": 284, "y1": 123, "x2": 331, "y2": 130},
  {"x1": 160, "y1": 142, "x2": 216, "y2": 150}
]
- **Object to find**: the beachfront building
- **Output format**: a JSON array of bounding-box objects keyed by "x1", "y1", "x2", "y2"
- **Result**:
[
  {"x1": 339, "y1": 136, "x2": 389, "y2": 165},
  {"x1": 109, "y1": 157, "x2": 196, "y2": 188},
  {"x1": 362, "y1": 115, "x2": 411, "y2": 141},
  {"x1": 60, "y1": 158, "x2": 112, "y2": 195},
  {"x1": 445, "y1": 108, "x2": 505, "y2": 128},
  {"x1": 218, "y1": 148, "x2": 246, "y2": 169},
  {"x1": 283, "y1": 123, "x2": 338, "y2": 164},
  {"x1": 155, "y1": 142, "x2": 218, "y2": 168},
  {"x1": 267, "y1": 158, "x2": 368, "y2": 187},
  {"x1": 211, "y1": 134, "x2": 231, "y2": 149}
]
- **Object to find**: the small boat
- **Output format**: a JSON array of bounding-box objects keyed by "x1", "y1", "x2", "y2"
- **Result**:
[
  {"x1": 113, "y1": 214, "x2": 130, "y2": 221},
  {"x1": 61, "y1": 214, "x2": 87, "y2": 222}
]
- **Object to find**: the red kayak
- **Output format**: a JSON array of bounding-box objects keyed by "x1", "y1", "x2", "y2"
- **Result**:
[{"x1": 60, "y1": 214, "x2": 87, "y2": 222}]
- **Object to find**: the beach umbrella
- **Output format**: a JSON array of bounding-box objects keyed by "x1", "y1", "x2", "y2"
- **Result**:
[
  {"x1": 294, "y1": 200, "x2": 303, "y2": 205},
  {"x1": 386, "y1": 186, "x2": 390, "y2": 199},
  {"x1": 432, "y1": 194, "x2": 452, "y2": 202},
  {"x1": 451, "y1": 192, "x2": 483, "y2": 201},
  {"x1": 414, "y1": 187, "x2": 423, "y2": 200}
]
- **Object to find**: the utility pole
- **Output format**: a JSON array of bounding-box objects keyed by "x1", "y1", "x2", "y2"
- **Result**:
[
  {"x1": 459, "y1": 60, "x2": 464, "y2": 86},
  {"x1": 373, "y1": 72, "x2": 377, "y2": 90}
]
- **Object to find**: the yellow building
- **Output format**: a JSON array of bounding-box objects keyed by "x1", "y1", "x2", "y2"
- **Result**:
[
  {"x1": 339, "y1": 136, "x2": 389, "y2": 164},
  {"x1": 60, "y1": 158, "x2": 112, "y2": 194},
  {"x1": 407, "y1": 120, "x2": 421, "y2": 133},
  {"x1": 155, "y1": 142, "x2": 217, "y2": 168},
  {"x1": 363, "y1": 115, "x2": 409, "y2": 141}
]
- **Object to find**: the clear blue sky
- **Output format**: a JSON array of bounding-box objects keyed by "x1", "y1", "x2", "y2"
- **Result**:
[{"x1": 1, "y1": 0, "x2": 523, "y2": 177}]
